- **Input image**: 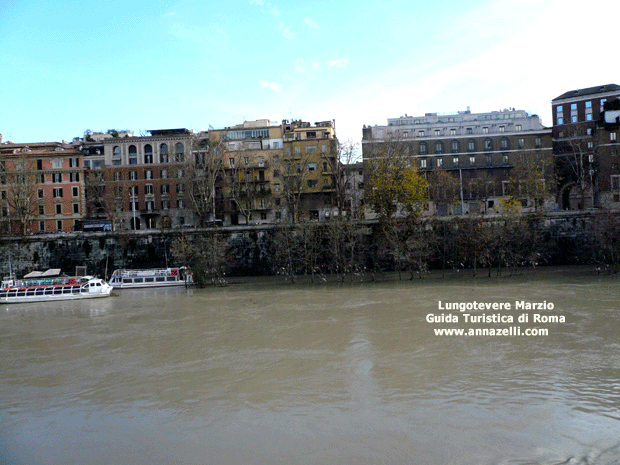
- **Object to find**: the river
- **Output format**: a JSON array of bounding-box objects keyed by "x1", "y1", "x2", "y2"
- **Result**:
[{"x1": 1, "y1": 268, "x2": 619, "y2": 465}]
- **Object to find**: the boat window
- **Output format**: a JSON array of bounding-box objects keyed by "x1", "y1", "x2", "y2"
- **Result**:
[
  {"x1": 144, "y1": 278, "x2": 154, "y2": 283},
  {"x1": 166, "y1": 277, "x2": 176, "y2": 281},
  {"x1": 123, "y1": 279, "x2": 132, "y2": 284},
  {"x1": 156, "y1": 277, "x2": 166, "y2": 282},
  {"x1": 27, "y1": 289, "x2": 35, "y2": 296},
  {"x1": 54, "y1": 287, "x2": 62, "y2": 295},
  {"x1": 17, "y1": 290, "x2": 26, "y2": 296},
  {"x1": 134, "y1": 278, "x2": 144, "y2": 283}
]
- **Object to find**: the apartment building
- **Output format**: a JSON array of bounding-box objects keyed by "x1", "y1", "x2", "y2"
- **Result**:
[
  {"x1": 82, "y1": 128, "x2": 196, "y2": 230},
  {"x1": 207, "y1": 120, "x2": 282, "y2": 225},
  {"x1": 0, "y1": 142, "x2": 85, "y2": 234},
  {"x1": 362, "y1": 108, "x2": 553, "y2": 215},
  {"x1": 281, "y1": 120, "x2": 338, "y2": 221},
  {"x1": 552, "y1": 84, "x2": 620, "y2": 209}
]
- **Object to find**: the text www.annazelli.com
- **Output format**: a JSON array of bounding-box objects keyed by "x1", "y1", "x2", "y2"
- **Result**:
[{"x1": 434, "y1": 327, "x2": 549, "y2": 337}]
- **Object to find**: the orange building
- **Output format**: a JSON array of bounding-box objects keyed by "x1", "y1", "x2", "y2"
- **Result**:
[{"x1": 0, "y1": 142, "x2": 85, "y2": 235}]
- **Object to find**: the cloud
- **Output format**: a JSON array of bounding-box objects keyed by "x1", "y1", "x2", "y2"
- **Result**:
[
  {"x1": 304, "y1": 17, "x2": 318, "y2": 29},
  {"x1": 295, "y1": 58, "x2": 305, "y2": 73},
  {"x1": 328, "y1": 58, "x2": 348, "y2": 69},
  {"x1": 259, "y1": 80, "x2": 282, "y2": 92},
  {"x1": 249, "y1": 0, "x2": 265, "y2": 5},
  {"x1": 271, "y1": 7, "x2": 280, "y2": 17},
  {"x1": 279, "y1": 22, "x2": 296, "y2": 40},
  {"x1": 312, "y1": 61, "x2": 319, "y2": 69}
]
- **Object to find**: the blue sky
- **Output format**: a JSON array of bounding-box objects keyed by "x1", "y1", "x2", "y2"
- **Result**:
[{"x1": 1, "y1": 0, "x2": 618, "y2": 148}]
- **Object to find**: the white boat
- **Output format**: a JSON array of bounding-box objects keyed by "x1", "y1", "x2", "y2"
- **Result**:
[
  {"x1": 109, "y1": 267, "x2": 193, "y2": 289},
  {"x1": 0, "y1": 275, "x2": 113, "y2": 304}
]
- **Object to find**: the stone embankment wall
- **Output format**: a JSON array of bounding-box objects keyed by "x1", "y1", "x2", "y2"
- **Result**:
[{"x1": 0, "y1": 211, "x2": 613, "y2": 279}]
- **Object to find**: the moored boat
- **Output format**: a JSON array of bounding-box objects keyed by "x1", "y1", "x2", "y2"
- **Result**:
[
  {"x1": 0, "y1": 274, "x2": 113, "y2": 304},
  {"x1": 109, "y1": 267, "x2": 193, "y2": 289}
]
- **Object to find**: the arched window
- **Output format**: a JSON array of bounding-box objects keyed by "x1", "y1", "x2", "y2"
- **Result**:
[
  {"x1": 484, "y1": 138, "x2": 493, "y2": 151},
  {"x1": 468, "y1": 139, "x2": 476, "y2": 152},
  {"x1": 128, "y1": 145, "x2": 137, "y2": 165},
  {"x1": 113, "y1": 146, "x2": 121, "y2": 157},
  {"x1": 144, "y1": 144, "x2": 153, "y2": 164},
  {"x1": 451, "y1": 140, "x2": 459, "y2": 153},
  {"x1": 175, "y1": 142, "x2": 184, "y2": 162},
  {"x1": 419, "y1": 142, "x2": 428, "y2": 155},
  {"x1": 160, "y1": 143, "x2": 169, "y2": 163},
  {"x1": 435, "y1": 141, "x2": 444, "y2": 154},
  {"x1": 500, "y1": 137, "x2": 509, "y2": 150}
]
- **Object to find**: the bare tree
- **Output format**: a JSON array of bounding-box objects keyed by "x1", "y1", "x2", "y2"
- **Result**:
[
  {"x1": 2, "y1": 155, "x2": 38, "y2": 235},
  {"x1": 188, "y1": 136, "x2": 224, "y2": 226},
  {"x1": 273, "y1": 151, "x2": 312, "y2": 223},
  {"x1": 84, "y1": 167, "x2": 123, "y2": 229}
]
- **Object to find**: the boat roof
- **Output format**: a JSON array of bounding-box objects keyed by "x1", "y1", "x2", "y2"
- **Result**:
[{"x1": 23, "y1": 269, "x2": 62, "y2": 278}]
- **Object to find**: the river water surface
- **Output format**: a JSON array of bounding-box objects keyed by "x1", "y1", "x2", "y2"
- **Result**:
[{"x1": 1, "y1": 269, "x2": 620, "y2": 465}]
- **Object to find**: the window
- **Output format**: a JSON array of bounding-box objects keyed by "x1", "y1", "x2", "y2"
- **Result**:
[
  {"x1": 69, "y1": 157, "x2": 79, "y2": 168},
  {"x1": 53, "y1": 159, "x2": 62, "y2": 169},
  {"x1": 419, "y1": 142, "x2": 428, "y2": 155},
  {"x1": 57, "y1": 220, "x2": 62, "y2": 231},
  {"x1": 294, "y1": 146, "x2": 301, "y2": 155},
  {"x1": 435, "y1": 129, "x2": 441, "y2": 136},
  {"x1": 535, "y1": 138, "x2": 542, "y2": 149},
  {"x1": 160, "y1": 144, "x2": 169, "y2": 163},
  {"x1": 499, "y1": 126, "x2": 505, "y2": 133},
  {"x1": 486, "y1": 155, "x2": 492, "y2": 164},
  {"x1": 73, "y1": 203, "x2": 79, "y2": 214},
  {"x1": 308, "y1": 162, "x2": 317, "y2": 171},
  {"x1": 501, "y1": 138, "x2": 509, "y2": 150},
  {"x1": 450, "y1": 129, "x2": 456, "y2": 136},
  {"x1": 274, "y1": 183, "x2": 280, "y2": 192},
  {"x1": 37, "y1": 159, "x2": 43, "y2": 170},
  {"x1": 518, "y1": 138, "x2": 525, "y2": 149},
  {"x1": 502, "y1": 155, "x2": 509, "y2": 164},
  {"x1": 418, "y1": 130, "x2": 425, "y2": 137},
  {"x1": 229, "y1": 158, "x2": 235, "y2": 168},
  {"x1": 129, "y1": 171, "x2": 138, "y2": 180},
  {"x1": 177, "y1": 199, "x2": 185, "y2": 208},
  {"x1": 485, "y1": 139, "x2": 493, "y2": 151},
  {"x1": 38, "y1": 189, "x2": 44, "y2": 199},
  {"x1": 114, "y1": 172, "x2": 122, "y2": 181},
  {"x1": 146, "y1": 200, "x2": 155, "y2": 212},
  {"x1": 177, "y1": 169, "x2": 184, "y2": 179},
  {"x1": 52, "y1": 173, "x2": 62, "y2": 183},
  {"x1": 39, "y1": 204, "x2": 45, "y2": 215},
  {"x1": 515, "y1": 125, "x2": 522, "y2": 132},
  {"x1": 144, "y1": 144, "x2": 153, "y2": 164},
  {"x1": 483, "y1": 127, "x2": 489, "y2": 134},
  {"x1": 160, "y1": 169, "x2": 168, "y2": 179},
  {"x1": 258, "y1": 156, "x2": 265, "y2": 167},
  {"x1": 435, "y1": 142, "x2": 443, "y2": 154},
  {"x1": 468, "y1": 140, "x2": 476, "y2": 152},
  {"x1": 437, "y1": 158, "x2": 443, "y2": 167},
  {"x1": 453, "y1": 157, "x2": 459, "y2": 166},
  {"x1": 176, "y1": 183, "x2": 185, "y2": 194},
  {"x1": 72, "y1": 186, "x2": 79, "y2": 197},
  {"x1": 467, "y1": 128, "x2": 473, "y2": 134},
  {"x1": 161, "y1": 199, "x2": 170, "y2": 210},
  {"x1": 307, "y1": 179, "x2": 318, "y2": 188},
  {"x1": 175, "y1": 143, "x2": 184, "y2": 162},
  {"x1": 114, "y1": 186, "x2": 123, "y2": 197},
  {"x1": 53, "y1": 188, "x2": 63, "y2": 198},
  {"x1": 129, "y1": 145, "x2": 137, "y2": 164},
  {"x1": 145, "y1": 184, "x2": 154, "y2": 195},
  {"x1": 321, "y1": 144, "x2": 327, "y2": 153},
  {"x1": 451, "y1": 140, "x2": 459, "y2": 153},
  {"x1": 601, "y1": 99, "x2": 607, "y2": 112},
  {"x1": 469, "y1": 156, "x2": 476, "y2": 165},
  {"x1": 611, "y1": 132, "x2": 617, "y2": 141},
  {"x1": 145, "y1": 170, "x2": 154, "y2": 180},
  {"x1": 420, "y1": 159, "x2": 427, "y2": 168},
  {"x1": 612, "y1": 175, "x2": 620, "y2": 190},
  {"x1": 306, "y1": 145, "x2": 317, "y2": 154},
  {"x1": 161, "y1": 184, "x2": 170, "y2": 194},
  {"x1": 56, "y1": 204, "x2": 62, "y2": 215}
]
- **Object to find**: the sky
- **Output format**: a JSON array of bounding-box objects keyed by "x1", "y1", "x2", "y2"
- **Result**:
[{"x1": 1, "y1": 0, "x2": 619, "y2": 151}]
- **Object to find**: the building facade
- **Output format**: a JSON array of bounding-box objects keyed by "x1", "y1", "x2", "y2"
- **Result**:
[
  {"x1": 81, "y1": 128, "x2": 196, "y2": 230},
  {"x1": 552, "y1": 84, "x2": 620, "y2": 209},
  {"x1": 362, "y1": 108, "x2": 553, "y2": 215},
  {"x1": 0, "y1": 142, "x2": 85, "y2": 234}
]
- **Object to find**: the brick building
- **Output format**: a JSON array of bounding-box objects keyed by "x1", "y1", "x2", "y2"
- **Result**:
[
  {"x1": 0, "y1": 142, "x2": 85, "y2": 234},
  {"x1": 552, "y1": 84, "x2": 620, "y2": 209}
]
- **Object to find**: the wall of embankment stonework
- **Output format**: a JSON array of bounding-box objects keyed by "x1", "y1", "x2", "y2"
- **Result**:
[{"x1": 0, "y1": 211, "x2": 615, "y2": 279}]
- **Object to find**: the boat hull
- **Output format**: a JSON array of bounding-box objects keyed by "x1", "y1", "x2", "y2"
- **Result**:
[
  {"x1": 1, "y1": 291, "x2": 112, "y2": 304},
  {"x1": 0, "y1": 277, "x2": 113, "y2": 305},
  {"x1": 109, "y1": 268, "x2": 193, "y2": 289}
]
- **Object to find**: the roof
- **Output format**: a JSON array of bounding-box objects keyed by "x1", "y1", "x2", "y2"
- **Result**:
[
  {"x1": 23, "y1": 269, "x2": 62, "y2": 278},
  {"x1": 552, "y1": 84, "x2": 620, "y2": 102}
]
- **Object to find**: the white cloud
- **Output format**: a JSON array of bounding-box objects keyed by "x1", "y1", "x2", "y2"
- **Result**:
[
  {"x1": 304, "y1": 17, "x2": 318, "y2": 29},
  {"x1": 328, "y1": 58, "x2": 348, "y2": 69},
  {"x1": 295, "y1": 58, "x2": 305, "y2": 73},
  {"x1": 259, "y1": 80, "x2": 282, "y2": 92},
  {"x1": 279, "y1": 22, "x2": 296, "y2": 40},
  {"x1": 312, "y1": 61, "x2": 319, "y2": 69},
  {"x1": 249, "y1": 0, "x2": 265, "y2": 5},
  {"x1": 271, "y1": 7, "x2": 280, "y2": 17}
]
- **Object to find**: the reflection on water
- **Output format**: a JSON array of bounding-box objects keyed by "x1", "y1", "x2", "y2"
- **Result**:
[{"x1": 1, "y1": 270, "x2": 620, "y2": 465}]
